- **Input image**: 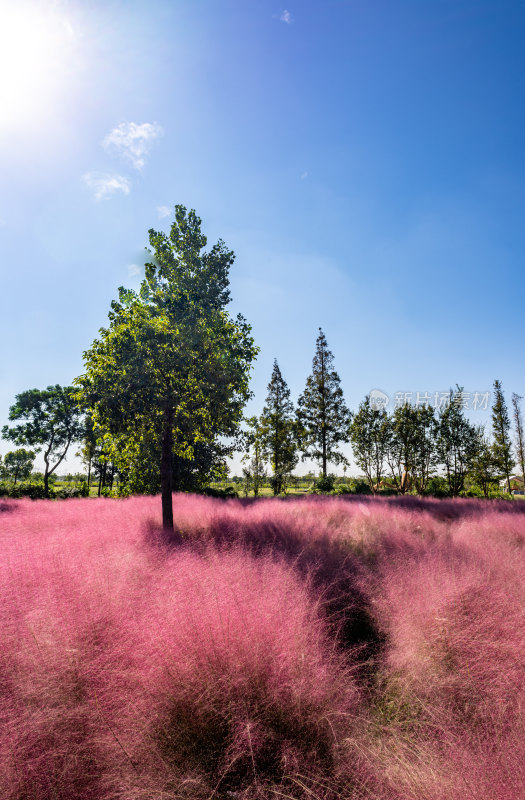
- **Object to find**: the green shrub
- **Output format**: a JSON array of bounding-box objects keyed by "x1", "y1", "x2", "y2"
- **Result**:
[
  {"x1": 55, "y1": 484, "x2": 90, "y2": 499},
  {"x1": 313, "y1": 474, "x2": 336, "y2": 494},
  {"x1": 0, "y1": 483, "x2": 52, "y2": 499},
  {"x1": 350, "y1": 478, "x2": 372, "y2": 495},
  {"x1": 424, "y1": 476, "x2": 450, "y2": 498},
  {"x1": 201, "y1": 486, "x2": 239, "y2": 499}
]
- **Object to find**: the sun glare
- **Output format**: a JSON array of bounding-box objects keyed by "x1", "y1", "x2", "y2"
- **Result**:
[{"x1": 0, "y1": 1, "x2": 76, "y2": 130}]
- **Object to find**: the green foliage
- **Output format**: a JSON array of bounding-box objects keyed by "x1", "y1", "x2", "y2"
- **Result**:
[
  {"x1": 491, "y1": 379, "x2": 514, "y2": 493},
  {"x1": 384, "y1": 404, "x2": 438, "y2": 494},
  {"x1": 75, "y1": 205, "x2": 258, "y2": 528},
  {"x1": 260, "y1": 360, "x2": 298, "y2": 495},
  {"x1": 436, "y1": 388, "x2": 480, "y2": 497},
  {"x1": 350, "y1": 478, "x2": 373, "y2": 494},
  {"x1": 0, "y1": 480, "x2": 89, "y2": 499},
  {"x1": 512, "y1": 393, "x2": 525, "y2": 492},
  {"x1": 0, "y1": 482, "x2": 51, "y2": 499},
  {"x1": 241, "y1": 415, "x2": 266, "y2": 497},
  {"x1": 468, "y1": 433, "x2": 498, "y2": 498},
  {"x1": 55, "y1": 483, "x2": 90, "y2": 499},
  {"x1": 349, "y1": 395, "x2": 389, "y2": 492},
  {"x1": 297, "y1": 329, "x2": 350, "y2": 477},
  {"x1": 2, "y1": 386, "x2": 84, "y2": 497},
  {"x1": 1, "y1": 448, "x2": 35, "y2": 485},
  {"x1": 312, "y1": 473, "x2": 336, "y2": 493},
  {"x1": 423, "y1": 476, "x2": 451, "y2": 498},
  {"x1": 201, "y1": 485, "x2": 238, "y2": 499}
]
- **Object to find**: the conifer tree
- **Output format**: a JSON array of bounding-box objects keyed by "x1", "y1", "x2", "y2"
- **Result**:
[
  {"x1": 511, "y1": 393, "x2": 525, "y2": 494},
  {"x1": 260, "y1": 360, "x2": 297, "y2": 495},
  {"x1": 491, "y1": 379, "x2": 514, "y2": 493},
  {"x1": 296, "y1": 328, "x2": 350, "y2": 478}
]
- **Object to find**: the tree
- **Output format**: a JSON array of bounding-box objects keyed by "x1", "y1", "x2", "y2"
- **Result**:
[
  {"x1": 436, "y1": 388, "x2": 480, "y2": 497},
  {"x1": 76, "y1": 414, "x2": 98, "y2": 488},
  {"x1": 241, "y1": 415, "x2": 266, "y2": 497},
  {"x1": 349, "y1": 395, "x2": 389, "y2": 492},
  {"x1": 75, "y1": 205, "x2": 258, "y2": 529},
  {"x1": 384, "y1": 404, "x2": 420, "y2": 494},
  {"x1": 491, "y1": 380, "x2": 514, "y2": 494},
  {"x1": 512, "y1": 393, "x2": 525, "y2": 495},
  {"x1": 296, "y1": 329, "x2": 350, "y2": 477},
  {"x1": 2, "y1": 449, "x2": 35, "y2": 485},
  {"x1": 2, "y1": 386, "x2": 83, "y2": 496},
  {"x1": 469, "y1": 431, "x2": 498, "y2": 498},
  {"x1": 260, "y1": 360, "x2": 297, "y2": 495},
  {"x1": 411, "y1": 405, "x2": 438, "y2": 494}
]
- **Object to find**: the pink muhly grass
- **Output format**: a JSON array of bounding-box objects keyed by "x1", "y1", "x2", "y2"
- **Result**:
[
  {"x1": 0, "y1": 497, "x2": 363, "y2": 799},
  {"x1": 1, "y1": 493, "x2": 525, "y2": 799},
  {"x1": 115, "y1": 550, "x2": 361, "y2": 797}
]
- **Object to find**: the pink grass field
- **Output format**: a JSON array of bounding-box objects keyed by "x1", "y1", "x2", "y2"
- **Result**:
[{"x1": 1, "y1": 494, "x2": 524, "y2": 799}]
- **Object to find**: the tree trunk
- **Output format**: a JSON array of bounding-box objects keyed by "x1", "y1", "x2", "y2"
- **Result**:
[{"x1": 161, "y1": 404, "x2": 174, "y2": 530}]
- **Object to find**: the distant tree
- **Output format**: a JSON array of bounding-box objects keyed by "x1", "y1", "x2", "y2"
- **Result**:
[
  {"x1": 411, "y1": 405, "x2": 439, "y2": 494},
  {"x1": 296, "y1": 329, "x2": 350, "y2": 478},
  {"x1": 469, "y1": 430, "x2": 498, "y2": 498},
  {"x1": 436, "y1": 388, "x2": 480, "y2": 497},
  {"x1": 76, "y1": 413, "x2": 98, "y2": 488},
  {"x1": 384, "y1": 404, "x2": 420, "y2": 494},
  {"x1": 512, "y1": 393, "x2": 525, "y2": 495},
  {"x1": 242, "y1": 415, "x2": 266, "y2": 497},
  {"x1": 2, "y1": 386, "x2": 83, "y2": 497},
  {"x1": 75, "y1": 205, "x2": 258, "y2": 528},
  {"x1": 349, "y1": 395, "x2": 389, "y2": 492},
  {"x1": 2, "y1": 449, "x2": 36, "y2": 485},
  {"x1": 491, "y1": 379, "x2": 514, "y2": 493},
  {"x1": 260, "y1": 360, "x2": 297, "y2": 495}
]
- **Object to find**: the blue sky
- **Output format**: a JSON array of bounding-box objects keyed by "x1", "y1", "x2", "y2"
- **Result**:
[{"x1": 1, "y1": 0, "x2": 524, "y2": 474}]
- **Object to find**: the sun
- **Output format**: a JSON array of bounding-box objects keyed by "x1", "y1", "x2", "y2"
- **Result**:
[{"x1": 0, "y1": 0, "x2": 76, "y2": 131}]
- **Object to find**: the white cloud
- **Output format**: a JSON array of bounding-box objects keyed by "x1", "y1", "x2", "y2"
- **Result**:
[
  {"x1": 82, "y1": 172, "x2": 131, "y2": 200},
  {"x1": 280, "y1": 9, "x2": 293, "y2": 23},
  {"x1": 102, "y1": 121, "x2": 164, "y2": 169},
  {"x1": 157, "y1": 205, "x2": 171, "y2": 219},
  {"x1": 127, "y1": 263, "x2": 141, "y2": 277}
]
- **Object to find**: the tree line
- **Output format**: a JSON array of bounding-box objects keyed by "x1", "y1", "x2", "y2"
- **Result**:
[
  {"x1": 241, "y1": 344, "x2": 523, "y2": 500},
  {"x1": 1, "y1": 205, "x2": 524, "y2": 528}
]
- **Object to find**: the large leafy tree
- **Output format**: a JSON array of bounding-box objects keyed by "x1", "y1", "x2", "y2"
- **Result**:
[
  {"x1": 2, "y1": 449, "x2": 36, "y2": 485},
  {"x1": 260, "y1": 360, "x2": 297, "y2": 495},
  {"x1": 349, "y1": 395, "x2": 389, "y2": 492},
  {"x1": 75, "y1": 205, "x2": 258, "y2": 529},
  {"x1": 381, "y1": 404, "x2": 438, "y2": 494},
  {"x1": 384, "y1": 404, "x2": 420, "y2": 494},
  {"x1": 436, "y1": 388, "x2": 480, "y2": 497},
  {"x1": 2, "y1": 386, "x2": 83, "y2": 496},
  {"x1": 491, "y1": 379, "x2": 514, "y2": 493},
  {"x1": 296, "y1": 329, "x2": 350, "y2": 477},
  {"x1": 469, "y1": 431, "x2": 498, "y2": 498}
]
